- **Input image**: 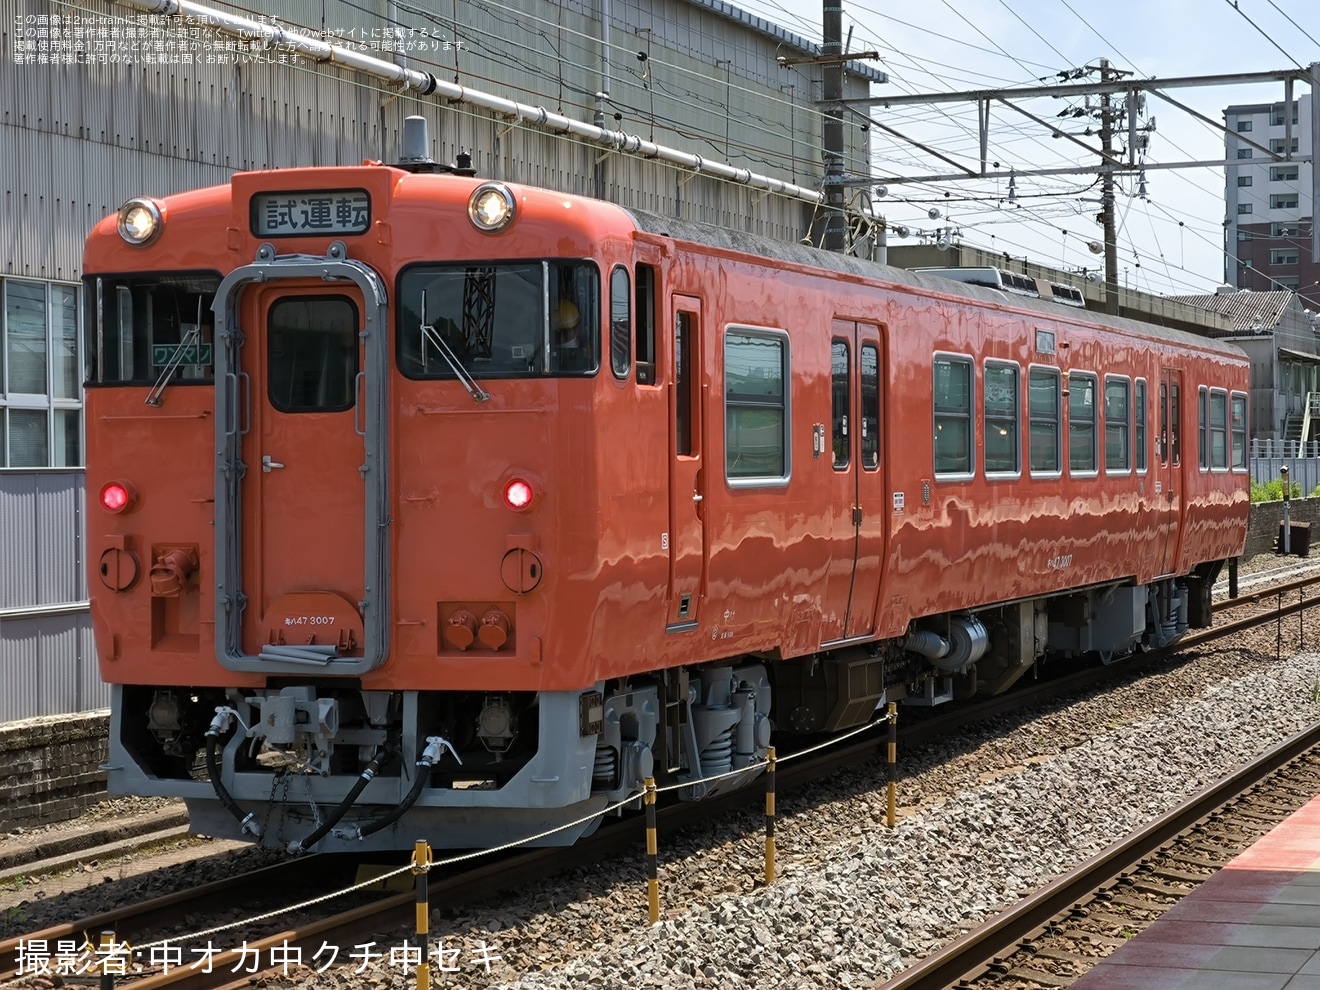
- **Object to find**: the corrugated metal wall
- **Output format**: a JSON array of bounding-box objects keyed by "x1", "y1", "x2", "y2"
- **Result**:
[
  {"x1": 0, "y1": 470, "x2": 103, "y2": 721},
  {"x1": 3, "y1": 0, "x2": 873, "y2": 278}
]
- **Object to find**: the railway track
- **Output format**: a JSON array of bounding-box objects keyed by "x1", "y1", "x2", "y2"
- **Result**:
[
  {"x1": 0, "y1": 857, "x2": 342, "y2": 985},
  {"x1": 7, "y1": 568, "x2": 1320, "y2": 989},
  {"x1": 873, "y1": 720, "x2": 1320, "y2": 990}
]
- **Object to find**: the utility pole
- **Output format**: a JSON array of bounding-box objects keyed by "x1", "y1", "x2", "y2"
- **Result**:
[
  {"x1": 821, "y1": 0, "x2": 846, "y2": 252},
  {"x1": 1097, "y1": 59, "x2": 1120, "y2": 316}
]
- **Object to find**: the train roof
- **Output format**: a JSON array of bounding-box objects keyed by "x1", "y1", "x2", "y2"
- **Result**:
[{"x1": 623, "y1": 209, "x2": 1247, "y2": 361}]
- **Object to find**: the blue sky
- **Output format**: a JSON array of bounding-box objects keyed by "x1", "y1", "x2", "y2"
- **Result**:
[{"x1": 731, "y1": 0, "x2": 1319, "y2": 298}]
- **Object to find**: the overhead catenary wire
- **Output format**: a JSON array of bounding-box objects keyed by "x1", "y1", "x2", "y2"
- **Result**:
[
  {"x1": 836, "y1": 2, "x2": 1182, "y2": 278},
  {"x1": 419, "y1": 0, "x2": 1092, "y2": 223},
  {"x1": 1146, "y1": 198, "x2": 1311, "y2": 294},
  {"x1": 491, "y1": 0, "x2": 1251, "y2": 290},
  {"x1": 1264, "y1": 0, "x2": 1320, "y2": 48},
  {"x1": 838, "y1": 13, "x2": 1094, "y2": 208},
  {"x1": 1221, "y1": 0, "x2": 1306, "y2": 69},
  {"x1": 992, "y1": 0, "x2": 1074, "y2": 67},
  {"x1": 786, "y1": 0, "x2": 1314, "y2": 298}
]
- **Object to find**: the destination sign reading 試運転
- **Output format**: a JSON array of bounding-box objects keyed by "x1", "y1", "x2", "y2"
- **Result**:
[{"x1": 252, "y1": 190, "x2": 371, "y2": 236}]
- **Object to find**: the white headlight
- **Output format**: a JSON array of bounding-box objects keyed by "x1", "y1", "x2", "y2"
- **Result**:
[
  {"x1": 468, "y1": 183, "x2": 516, "y2": 233},
  {"x1": 117, "y1": 198, "x2": 164, "y2": 246}
]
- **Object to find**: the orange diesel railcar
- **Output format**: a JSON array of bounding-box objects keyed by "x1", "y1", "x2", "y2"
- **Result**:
[{"x1": 84, "y1": 125, "x2": 1249, "y2": 851}]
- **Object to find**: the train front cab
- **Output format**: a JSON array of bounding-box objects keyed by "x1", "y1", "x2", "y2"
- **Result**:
[{"x1": 84, "y1": 170, "x2": 651, "y2": 851}]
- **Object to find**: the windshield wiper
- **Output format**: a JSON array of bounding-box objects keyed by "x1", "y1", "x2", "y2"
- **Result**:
[
  {"x1": 420, "y1": 290, "x2": 489, "y2": 402},
  {"x1": 145, "y1": 299, "x2": 204, "y2": 406}
]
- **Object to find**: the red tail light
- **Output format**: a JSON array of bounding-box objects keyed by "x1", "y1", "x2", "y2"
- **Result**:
[
  {"x1": 100, "y1": 481, "x2": 136, "y2": 513},
  {"x1": 503, "y1": 479, "x2": 534, "y2": 511}
]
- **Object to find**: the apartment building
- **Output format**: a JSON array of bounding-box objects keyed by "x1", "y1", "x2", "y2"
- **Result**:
[{"x1": 1224, "y1": 94, "x2": 1318, "y2": 310}]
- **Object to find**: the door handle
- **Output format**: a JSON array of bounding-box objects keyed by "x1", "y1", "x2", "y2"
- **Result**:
[
  {"x1": 262, "y1": 455, "x2": 285, "y2": 472},
  {"x1": 692, "y1": 492, "x2": 703, "y2": 503}
]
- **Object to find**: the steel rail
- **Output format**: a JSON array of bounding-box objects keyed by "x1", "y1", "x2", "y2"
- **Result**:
[
  {"x1": 0, "y1": 857, "x2": 329, "y2": 982},
  {"x1": 112, "y1": 842, "x2": 599, "y2": 990},
  {"x1": 1202, "y1": 592, "x2": 1320, "y2": 637},
  {"x1": 1215, "y1": 573, "x2": 1320, "y2": 611},
  {"x1": 872, "y1": 720, "x2": 1320, "y2": 990},
  {"x1": 10, "y1": 568, "x2": 1317, "y2": 987}
]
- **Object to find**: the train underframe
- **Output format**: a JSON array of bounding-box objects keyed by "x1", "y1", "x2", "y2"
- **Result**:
[{"x1": 106, "y1": 565, "x2": 1224, "y2": 852}]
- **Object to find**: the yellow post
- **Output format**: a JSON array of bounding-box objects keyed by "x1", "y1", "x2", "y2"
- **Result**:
[
  {"x1": 764, "y1": 746, "x2": 777, "y2": 884},
  {"x1": 644, "y1": 777, "x2": 660, "y2": 924},
  {"x1": 412, "y1": 839, "x2": 433, "y2": 990},
  {"x1": 98, "y1": 930, "x2": 117, "y2": 990},
  {"x1": 886, "y1": 702, "x2": 898, "y2": 828}
]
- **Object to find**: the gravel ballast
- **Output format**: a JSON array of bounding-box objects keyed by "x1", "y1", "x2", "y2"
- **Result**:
[{"x1": 455, "y1": 648, "x2": 1320, "y2": 990}]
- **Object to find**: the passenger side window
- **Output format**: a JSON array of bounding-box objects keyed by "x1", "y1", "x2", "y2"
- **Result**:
[
  {"x1": 609, "y1": 267, "x2": 631, "y2": 381},
  {"x1": 933, "y1": 356, "x2": 973, "y2": 476},
  {"x1": 1210, "y1": 390, "x2": 1228, "y2": 469},
  {"x1": 1028, "y1": 367, "x2": 1060, "y2": 474},
  {"x1": 861, "y1": 344, "x2": 880, "y2": 471},
  {"x1": 1104, "y1": 377, "x2": 1130, "y2": 472},
  {"x1": 1068, "y1": 372, "x2": 1097, "y2": 473},
  {"x1": 725, "y1": 329, "x2": 788, "y2": 483},
  {"x1": 983, "y1": 361, "x2": 1019, "y2": 475},
  {"x1": 831, "y1": 340, "x2": 850, "y2": 470},
  {"x1": 1135, "y1": 380, "x2": 1147, "y2": 472},
  {"x1": 1197, "y1": 387, "x2": 1209, "y2": 469},
  {"x1": 1231, "y1": 393, "x2": 1248, "y2": 470}
]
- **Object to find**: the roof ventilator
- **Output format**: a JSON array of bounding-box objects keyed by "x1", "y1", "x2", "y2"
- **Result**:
[{"x1": 395, "y1": 116, "x2": 477, "y2": 176}]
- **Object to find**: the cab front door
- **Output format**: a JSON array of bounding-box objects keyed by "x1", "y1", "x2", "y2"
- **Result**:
[
  {"x1": 241, "y1": 288, "x2": 367, "y2": 658},
  {"x1": 211, "y1": 245, "x2": 391, "y2": 676}
]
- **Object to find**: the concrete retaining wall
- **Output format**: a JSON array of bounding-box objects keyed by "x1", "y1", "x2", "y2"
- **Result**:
[
  {"x1": 0, "y1": 712, "x2": 109, "y2": 831},
  {"x1": 1246, "y1": 499, "x2": 1320, "y2": 559}
]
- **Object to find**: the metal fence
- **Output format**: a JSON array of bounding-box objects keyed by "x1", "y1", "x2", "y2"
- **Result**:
[
  {"x1": 0, "y1": 469, "x2": 104, "y2": 721},
  {"x1": 1251, "y1": 456, "x2": 1320, "y2": 495},
  {"x1": 1250, "y1": 440, "x2": 1320, "y2": 460}
]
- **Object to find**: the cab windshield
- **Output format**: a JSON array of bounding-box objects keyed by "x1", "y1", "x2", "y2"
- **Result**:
[
  {"x1": 397, "y1": 261, "x2": 599, "y2": 379},
  {"x1": 83, "y1": 272, "x2": 219, "y2": 385}
]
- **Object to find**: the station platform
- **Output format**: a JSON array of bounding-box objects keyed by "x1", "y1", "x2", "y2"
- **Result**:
[{"x1": 1070, "y1": 792, "x2": 1320, "y2": 989}]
